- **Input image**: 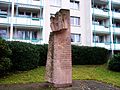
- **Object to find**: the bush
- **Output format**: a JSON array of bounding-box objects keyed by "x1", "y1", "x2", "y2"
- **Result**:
[
  {"x1": 0, "y1": 37, "x2": 12, "y2": 58},
  {"x1": 0, "y1": 38, "x2": 12, "y2": 75},
  {"x1": 0, "y1": 58, "x2": 12, "y2": 75},
  {"x1": 72, "y1": 45, "x2": 109, "y2": 65},
  {"x1": 36, "y1": 44, "x2": 48, "y2": 66},
  {"x1": 6, "y1": 41, "x2": 109, "y2": 71},
  {"x1": 108, "y1": 53, "x2": 120, "y2": 72},
  {"x1": 7, "y1": 41, "x2": 39, "y2": 71}
]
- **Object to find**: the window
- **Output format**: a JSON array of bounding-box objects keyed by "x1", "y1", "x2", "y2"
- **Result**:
[
  {"x1": 50, "y1": 0, "x2": 61, "y2": 6},
  {"x1": 17, "y1": 30, "x2": 30, "y2": 40},
  {"x1": 0, "y1": 30, "x2": 7, "y2": 38},
  {"x1": 93, "y1": 35, "x2": 104, "y2": 43},
  {"x1": 40, "y1": 8, "x2": 43, "y2": 18},
  {"x1": 32, "y1": 13, "x2": 38, "y2": 18},
  {"x1": 25, "y1": 31, "x2": 30, "y2": 40},
  {"x1": 71, "y1": 34, "x2": 81, "y2": 42},
  {"x1": 17, "y1": 31, "x2": 24, "y2": 39},
  {"x1": 0, "y1": 9, "x2": 8, "y2": 16},
  {"x1": 18, "y1": 11, "x2": 24, "y2": 16},
  {"x1": 26, "y1": 12, "x2": 31, "y2": 17},
  {"x1": 70, "y1": 0, "x2": 79, "y2": 10},
  {"x1": 70, "y1": 16, "x2": 80, "y2": 26},
  {"x1": 32, "y1": 31, "x2": 37, "y2": 40}
]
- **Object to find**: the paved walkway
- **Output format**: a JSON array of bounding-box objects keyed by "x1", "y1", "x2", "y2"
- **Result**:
[{"x1": 0, "y1": 80, "x2": 120, "y2": 90}]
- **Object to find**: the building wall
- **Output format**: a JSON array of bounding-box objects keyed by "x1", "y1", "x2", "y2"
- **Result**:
[
  {"x1": 0, "y1": 0, "x2": 120, "y2": 52},
  {"x1": 0, "y1": 0, "x2": 44, "y2": 44},
  {"x1": 44, "y1": 0, "x2": 91, "y2": 46},
  {"x1": 92, "y1": 0, "x2": 120, "y2": 52}
]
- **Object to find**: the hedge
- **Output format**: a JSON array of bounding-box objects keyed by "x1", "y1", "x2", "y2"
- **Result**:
[
  {"x1": 0, "y1": 38, "x2": 12, "y2": 76},
  {"x1": 7, "y1": 41, "x2": 39, "y2": 71},
  {"x1": 0, "y1": 37, "x2": 12, "y2": 58},
  {"x1": 36, "y1": 44, "x2": 48, "y2": 66},
  {"x1": 108, "y1": 53, "x2": 120, "y2": 72},
  {"x1": 72, "y1": 45, "x2": 109, "y2": 65},
  {"x1": 6, "y1": 41, "x2": 109, "y2": 71}
]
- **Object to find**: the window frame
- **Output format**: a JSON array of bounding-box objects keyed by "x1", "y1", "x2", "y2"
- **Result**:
[
  {"x1": 70, "y1": 0, "x2": 80, "y2": 10},
  {"x1": 50, "y1": 0, "x2": 61, "y2": 7},
  {"x1": 70, "y1": 16, "x2": 80, "y2": 26},
  {"x1": 71, "y1": 33, "x2": 81, "y2": 43}
]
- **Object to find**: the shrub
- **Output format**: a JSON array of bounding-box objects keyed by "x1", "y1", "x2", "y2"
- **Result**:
[
  {"x1": 36, "y1": 44, "x2": 48, "y2": 66},
  {"x1": 6, "y1": 41, "x2": 109, "y2": 71},
  {"x1": 0, "y1": 37, "x2": 12, "y2": 58},
  {"x1": 108, "y1": 53, "x2": 120, "y2": 72},
  {"x1": 0, "y1": 38, "x2": 12, "y2": 75},
  {"x1": 7, "y1": 41, "x2": 39, "y2": 71},
  {"x1": 0, "y1": 58, "x2": 12, "y2": 75},
  {"x1": 72, "y1": 45, "x2": 109, "y2": 65}
]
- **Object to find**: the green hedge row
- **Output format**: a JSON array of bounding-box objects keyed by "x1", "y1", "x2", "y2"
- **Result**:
[
  {"x1": 0, "y1": 38, "x2": 12, "y2": 76},
  {"x1": 72, "y1": 45, "x2": 109, "y2": 65},
  {"x1": 108, "y1": 53, "x2": 120, "y2": 72},
  {"x1": 7, "y1": 41, "x2": 39, "y2": 71},
  {"x1": 6, "y1": 41, "x2": 109, "y2": 71}
]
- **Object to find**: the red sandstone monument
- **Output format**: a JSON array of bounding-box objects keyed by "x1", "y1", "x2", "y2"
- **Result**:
[{"x1": 45, "y1": 9, "x2": 72, "y2": 87}]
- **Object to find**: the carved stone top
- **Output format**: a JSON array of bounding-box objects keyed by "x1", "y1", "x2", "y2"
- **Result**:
[{"x1": 50, "y1": 9, "x2": 69, "y2": 32}]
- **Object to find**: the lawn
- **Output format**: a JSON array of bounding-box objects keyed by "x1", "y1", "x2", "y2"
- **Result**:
[{"x1": 0, "y1": 65, "x2": 120, "y2": 87}]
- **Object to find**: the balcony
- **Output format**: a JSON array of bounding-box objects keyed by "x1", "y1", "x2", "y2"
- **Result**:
[
  {"x1": 112, "y1": 11, "x2": 120, "y2": 19},
  {"x1": 112, "y1": 0, "x2": 120, "y2": 4},
  {"x1": 12, "y1": 39, "x2": 43, "y2": 44},
  {"x1": 92, "y1": 8, "x2": 109, "y2": 17},
  {"x1": 114, "y1": 43, "x2": 120, "y2": 50},
  {"x1": 113, "y1": 27, "x2": 120, "y2": 33},
  {"x1": 92, "y1": 42, "x2": 110, "y2": 50},
  {"x1": 13, "y1": 16, "x2": 43, "y2": 26},
  {"x1": 92, "y1": 24, "x2": 109, "y2": 32},
  {"x1": 0, "y1": 16, "x2": 10, "y2": 24},
  {"x1": 15, "y1": 0, "x2": 43, "y2": 6},
  {"x1": 0, "y1": 0, "x2": 12, "y2": 3},
  {"x1": 92, "y1": 42, "x2": 120, "y2": 50}
]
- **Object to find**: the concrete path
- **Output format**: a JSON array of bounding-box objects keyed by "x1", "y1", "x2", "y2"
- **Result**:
[{"x1": 0, "y1": 80, "x2": 120, "y2": 90}]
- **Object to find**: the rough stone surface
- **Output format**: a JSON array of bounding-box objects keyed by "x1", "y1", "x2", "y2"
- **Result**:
[{"x1": 45, "y1": 9, "x2": 72, "y2": 87}]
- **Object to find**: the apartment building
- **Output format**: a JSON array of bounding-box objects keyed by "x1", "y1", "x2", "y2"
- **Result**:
[
  {"x1": 44, "y1": 0, "x2": 92, "y2": 46},
  {"x1": 0, "y1": 0, "x2": 120, "y2": 53},
  {"x1": 0, "y1": 0, "x2": 43, "y2": 44},
  {"x1": 92, "y1": 0, "x2": 120, "y2": 54}
]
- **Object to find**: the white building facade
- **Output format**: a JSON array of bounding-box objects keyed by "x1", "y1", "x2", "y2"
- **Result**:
[
  {"x1": 0, "y1": 0, "x2": 120, "y2": 53},
  {"x1": 0, "y1": 0, "x2": 44, "y2": 44}
]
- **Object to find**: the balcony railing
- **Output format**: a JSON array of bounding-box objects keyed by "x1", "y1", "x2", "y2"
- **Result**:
[
  {"x1": 0, "y1": 0, "x2": 12, "y2": 2},
  {"x1": 13, "y1": 16, "x2": 43, "y2": 26},
  {"x1": 12, "y1": 38, "x2": 43, "y2": 44},
  {"x1": 92, "y1": 8, "x2": 109, "y2": 17},
  {"x1": 114, "y1": 43, "x2": 120, "y2": 50},
  {"x1": 112, "y1": 0, "x2": 120, "y2": 4},
  {"x1": 112, "y1": 11, "x2": 120, "y2": 19},
  {"x1": 113, "y1": 26, "x2": 120, "y2": 33},
  {"x1": 15, "y1": 0, "x2": 43, "y2": 6},
  {"x1": 92, "y1": 42, "x2": 120, "y2": 50},
  {"x1": 92, "y1": 24, "x2": 109, "y2": 32},
  {"x1": 0, "y1": 0, "x2": 44, "y2": 6},
  {"x1": 0, "y1": 15, "x2": 10, "y2": 24},
  {"x1": 92, "y1": 42, "x2": 110, "y2": 50}
]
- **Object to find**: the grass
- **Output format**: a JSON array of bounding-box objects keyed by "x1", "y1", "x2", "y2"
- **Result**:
[
  {"x1": 0, "y1": 67, "x2": 45, "y2": 84},
  {"x1": 72, "y1": 65, "x2": 120, "y2": 87},
  {"x1": 0, "y1": 65, "x2": 120, "y2": 87}
]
